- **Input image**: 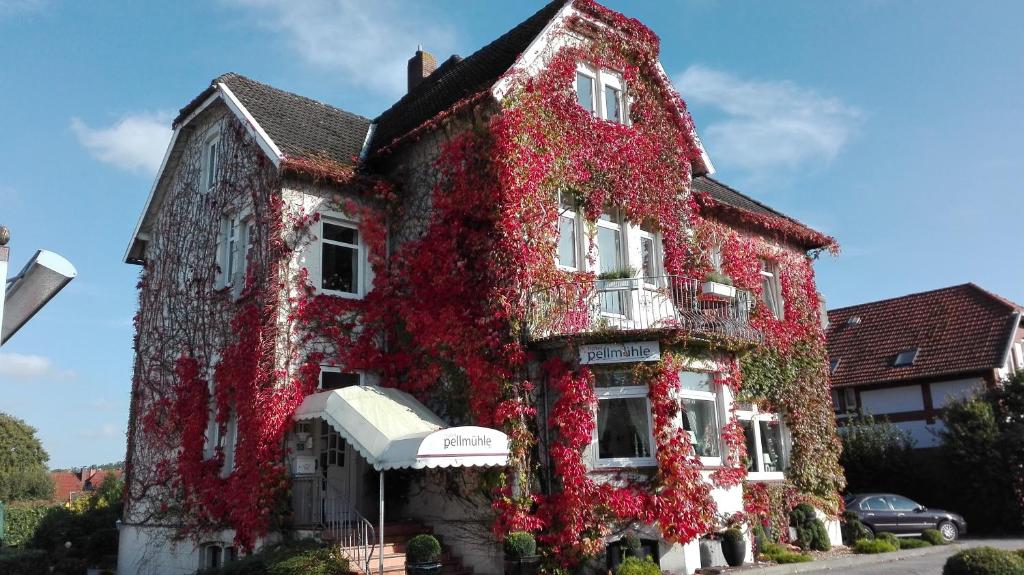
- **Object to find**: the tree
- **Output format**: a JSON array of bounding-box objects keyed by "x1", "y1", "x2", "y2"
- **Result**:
[
  {"x1": 839, "y1": 412, "x2": 916, "y2": 494},
  {"x1": 0, "y1": 412, "x2": 54, "y2": 502},
  {"x1": 939, "y1": 373, "x2": 1024, "y2": 530}
]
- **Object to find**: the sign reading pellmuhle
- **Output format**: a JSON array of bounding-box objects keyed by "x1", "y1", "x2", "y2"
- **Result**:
[
  {"x1": 578, "y1": 341, "x2": 661, "y2": 365},
  {"x1": 417, "y1": 426, "x2": 510, "y2": 460}
]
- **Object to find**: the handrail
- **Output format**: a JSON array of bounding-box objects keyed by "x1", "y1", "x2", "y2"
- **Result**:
[
  {"x1": 524, "y1": 274, "x2": 762, "y2": 342},
  {"x1": 322, "y1": 491, "x2": 377, "y2": 574}
]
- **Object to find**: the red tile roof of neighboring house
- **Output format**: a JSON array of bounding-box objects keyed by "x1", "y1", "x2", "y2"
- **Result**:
[
  {"x1": 51, "y1": 471, "x2": 82, "y2": 503},
  {"x1": 827, "y1": 284, "x2": 1023, "y2": 388}
]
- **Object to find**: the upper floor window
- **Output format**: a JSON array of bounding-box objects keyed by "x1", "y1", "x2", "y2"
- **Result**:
[
  {"x1": 593, "y1": 370, "x2": 655, "y2": 468},
  {"x1": 320, "y1": 218, "x2": 363, "y2": 297},
  {"x1": 679, "y1": 371, "x2": 721, "y2": 463},
  {"x1": 575, "y1": 65, "x2": 628, "y2": 124},
  {"x1": 638, "y1": 222, "x2": 662, "y2": 285},
  {"x1": 760, "y1": 259, "x2": 783, "y2": 319},
  {"x1": 556, "y1": 192, "x2": 580, "y2": 270},
  {"x1": 217, "y1": 213, "x2": 254, "y2": 295},
  {"x1": 736, "y1": 403, "x2": 791, "y2": 478},
  {"x1": 202, "y1": 133, "x2": 221, "y2": 192},
  {"x1": 831, "y1": 387, "x2": 857, "y2": 414}
]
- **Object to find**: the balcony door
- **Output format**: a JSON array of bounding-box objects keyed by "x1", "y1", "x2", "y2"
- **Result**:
[{"x1": 596, "y1": 210, "x2": 628, "y2": 316}]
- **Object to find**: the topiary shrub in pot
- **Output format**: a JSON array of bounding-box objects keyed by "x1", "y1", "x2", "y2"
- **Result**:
[
  {"x1": 720, "y1": 528, "x2": 746, "y2": 567},
  {"x1": 503, "y1": 531, "x2": 539, "y2": 575},
  {"x1": 789, "y1": 503, "x2": 831, "y2": 552},
  {"x1": 942, "y1": 547, "x2": 1024, "y2": 575},
  {"x1": 405, "y1": 534, "x2": 442, "y2": 575}
]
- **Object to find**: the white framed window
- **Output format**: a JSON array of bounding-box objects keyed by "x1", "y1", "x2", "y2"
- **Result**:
[
  {"x1": 203, "y1": 399, "x2": 220, "y2": 460},
  {"x1": 221, "y1": 410, "x2": 238, "y2": 477},
  {"x1": 319, "y1": 217, "x2": 364, "y2": 298},
  {"x1": 831, "y1": 387, "x2": 857, "y2": 414},
  {"x1": 216, "y1": 212, "x2": 252, "y2": 294},
  {"x1": 1012, "y1": 342, "x2": 1022, "y2": 372},
  {"x1": 320, "y1": 419, "x2": 346, "y2": 469},
  {"x1": 575, "y1": 64, "x2": 628, "y2": 124},
  {"x1": 319, "y1": 366, "x2": 362, "y2": 391},
  {"x1": 200, "y1": 543, "x2": 237, "y2": 570},
  {"x1": 638, "y1": 223, "x2": 663, "y2": 286},
  {"x1": 556, "y1": 191, "x2": 581, "y2": 271},
  {"x1": 760, "y1": 259, "x2": 784, "y2": 320},
  {"x1": 736, "y1": 404, "x2": 791, "y2": 480},
  {"x1": 596, "y1": 209, "x2": 630, "y2": 316},
  {"x1": 678, "y1": 371, "x2": 722, "y2": 465},
  {"x1": 709, "y1": 244, "x2": 724, "y2": 273},
  {"x1": 202, "y1": 132, "x2": 221, "y2": 192},
  {"x1": 593, "y1": 370, "x2": 656, "y2": 468}
]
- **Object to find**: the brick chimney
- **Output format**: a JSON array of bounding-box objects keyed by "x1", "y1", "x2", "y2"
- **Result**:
[{"x1": 407, "y1": 45, "x2": 437, "y2": 92}]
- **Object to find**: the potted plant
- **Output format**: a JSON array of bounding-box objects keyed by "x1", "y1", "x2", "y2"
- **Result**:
[
  {"x1": 702, "y1": 271, "x2": 736, "y2": 299},
  {"x1": 720, "y1": 527, "x2": 746, "y2": 567},
  {"x1": 503, "y1": 531, "x2": 540, "y2": 575},
  {"x1": 597, "y1": 266, "x2": 639, "y2": 290},
  {"x1": 405, "y1": 534, "x2": 442, "y2": 574}
]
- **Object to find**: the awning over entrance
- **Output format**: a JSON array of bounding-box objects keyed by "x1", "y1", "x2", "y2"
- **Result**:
[{"x1": 293, "y1": 386, "x2": 509, "y2": 470}]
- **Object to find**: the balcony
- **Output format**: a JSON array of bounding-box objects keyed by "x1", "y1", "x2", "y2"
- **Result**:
[{"x1": 524, "y1": 275, "x2": 762, "y2": 343}]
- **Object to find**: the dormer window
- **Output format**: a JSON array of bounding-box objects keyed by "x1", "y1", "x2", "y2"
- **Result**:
[
  {"x1": 894, "y1": 348, "x2": 919, "y2": 367},
  {"x1": 575, "y1": 64, "x2": 627, "y2": 124}
]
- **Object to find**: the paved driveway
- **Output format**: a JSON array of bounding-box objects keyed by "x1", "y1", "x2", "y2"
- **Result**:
[{"x1": 794, "y1": 538, "x2": 1024, "y2": 575}]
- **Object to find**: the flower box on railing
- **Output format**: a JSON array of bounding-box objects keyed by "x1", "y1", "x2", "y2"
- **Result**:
[
  {"x1": 701, "y1": 281, "x2": 736, "y2": 300},
  {"x1": 597, "y1": 277, "x2": 639, "y2": 291}
]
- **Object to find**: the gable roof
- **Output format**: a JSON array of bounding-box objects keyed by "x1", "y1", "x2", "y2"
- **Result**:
[
  {"x1": 370, "y1": 0, "x2": 568, "y2": 154},
  {"x1": 177, "y1": 73, "x2": 371, "y2": 166},
  {"x1": 692, "y1": 176, "x2": 835, "y2": 250},
  {"x1": 827, "y1": 284, "x2": 1023, "y2": 388}
]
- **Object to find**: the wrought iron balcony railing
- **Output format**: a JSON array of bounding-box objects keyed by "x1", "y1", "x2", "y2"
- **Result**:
[{"x1": 524, "y1": 275, "x2": 762, "y2": 342}]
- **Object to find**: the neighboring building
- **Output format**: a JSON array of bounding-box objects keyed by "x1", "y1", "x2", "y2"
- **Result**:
[
  {"x1": 51, "y1": 467, "x2": 122, "y2": 504},
  {"x1": 827, "y1": 283, "x2": 1024, "y2": 447},
  {"x1": 119, "y1": 1, "x2": 843, "y2": 574}
]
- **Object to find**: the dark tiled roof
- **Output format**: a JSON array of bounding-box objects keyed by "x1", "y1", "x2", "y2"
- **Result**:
[
  {"x1": 693, "y1": 176, "x2": 790, "y2": 220},
  {"x1": 369, "y1": 0, "x2": 569, "y2": 153},
  {"x1": 827, "y1": 284, "x2": 1023, "y2": 388},
  {"x1": 176, "y1": 73, "x2": 371, "y2": 166}
]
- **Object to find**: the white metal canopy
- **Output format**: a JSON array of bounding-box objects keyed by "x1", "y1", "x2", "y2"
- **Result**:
[{"x1": 292, "y1": 386, "x2": 509, "y2": 470}]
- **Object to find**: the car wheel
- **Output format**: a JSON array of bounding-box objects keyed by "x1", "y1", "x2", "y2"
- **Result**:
[{"x1": 938, "y1": 520, "x2": 958, "y2": 542}]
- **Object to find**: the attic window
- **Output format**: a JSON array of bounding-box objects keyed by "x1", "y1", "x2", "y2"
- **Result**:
[
  {"x1": 894, "y1": 348, "x2": 919, "y2": 367},
  {"x1": 829, "y1": 358, "x2": 841, "y2": 374}
]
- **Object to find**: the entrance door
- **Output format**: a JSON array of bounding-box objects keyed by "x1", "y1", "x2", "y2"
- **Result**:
[{"x1": 319, "y1": 420, "x2": 359, "y2": 520}]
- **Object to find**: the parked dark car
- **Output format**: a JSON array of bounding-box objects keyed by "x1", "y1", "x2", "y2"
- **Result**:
[{"x1": 844, "y1": 493, "x2": 966, "y2": 542}]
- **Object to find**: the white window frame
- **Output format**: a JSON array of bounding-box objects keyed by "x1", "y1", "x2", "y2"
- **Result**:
[
  {"x1": 595, "y1": 209, "x2": 630, "y2": 318},
  {"x1": 593, "y1": 380, "x2": 657, "y2": 469},
  {"x1": 575, "y1": 63, "x2": 629, "y2": 124},
  {"x1": 736, "y1": 404, "x2": 791, "y2": 481},
  {"x1": 760, "y1": 259, "x2": 784, "y2": 320},
  {"x1": 200, "y1": 543, "x2": 237, "y2": 570},
  {"x1": 318, "y1": 215, "x2": 365, "y2": 299},
  {"x1": 677, "y1": 371, "x2": 724, "y2": 467},
  {"x1": 637, "y1": 225, "x2": 663, "y2": 287},
  {"x1": 203, "y1": 398, "x2": 220, "y2": 460},
  {"x1": 556, "y1": 191, "x2": 582, "y2": 271},
  {"x1": 202, "y1": 131, "x2": 221, "y2": 193},
  {"x1": 318, "y1": 365, "x2": 364, "y2": 390},
  {"x1": 221, "y1": 410, "x2": 238, "y2": 477},
  {"x1": 1012, "y1": 342, "x2": 1023, "y2": 372}
]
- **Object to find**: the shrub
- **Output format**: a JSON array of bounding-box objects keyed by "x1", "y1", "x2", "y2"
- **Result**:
[
  {"x1": 876, "y1": 532, "x2": 900, "y2": 549},
  {"x1": 839, "y1": 413, "x2": 917, "y2": 495},
  {"x1": 760, "y1": 543, "x2": 812, "y2": 564},
  {"x1": 266, "y1": 548, "x2": 348, "y2": 575},
  {"x1": 943, "y1": 547, "x2": 1024, "y2": 575},
  {"x1": 406, "y1": 534, "x2": 441, "y2": 564},
  {"x1": 503, "y1": 531, "x2": 537, "y2": 558},
  {"x1": 854, "y1": 539, "x2": 898, "y2": 554},
  {"x1": 2, "y1": 502, "x2": 56, "y2": 548},
  {"x1": 841, "y1": 511, "x2": 873, "y2": 545},
  {"x1": 923, "y1": 529, "x2": 949, "y2": 546},
  {"x1": 898, "y1": 538, "x2": 933, "y2": 550},
  {"x1": 0, "y1": 549, "x2": 48, "y2": 575},
  {"x1": 789, "y1": 503, "x2": 830, "y2": 551},
  {"x1": 722, "y1": 528, "x2": 743, "y2": 545},
  {"x1": 615, "y1": 556, "x2": 661, "y2": 575}
]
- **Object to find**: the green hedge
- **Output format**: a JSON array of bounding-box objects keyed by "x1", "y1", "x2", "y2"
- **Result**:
[
  {"x1": 854, "y1": 539, "x2": 898, "y2": 554},
  {"x1": 924, "y1": 529, "x2": 949, "y2": 546},
  {"x1": 943, "y1": 547, "x2": 1024, "y2": 575},
  {"x1": 197, "y1": 540, "x2": 348, "y2": 575},
  {"x1": 615, "y1": 556, "x2": 661, "y2": 575},
  {"x1": 760, "y1": 542, "x2": 812, "y2": 563},
  {"x1": 1, "y1": 502, "x2": 56, "y2": 548},
  {"x1": 899, "y1": 538, "x2": 933, "y2": 550}
]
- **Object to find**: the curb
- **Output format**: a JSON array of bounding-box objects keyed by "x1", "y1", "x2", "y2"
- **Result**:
[{"x1": 735, "y1": 543, "x2": 963, "y2": 575}]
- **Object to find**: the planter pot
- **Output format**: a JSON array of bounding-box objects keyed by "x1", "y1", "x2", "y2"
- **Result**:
[
  {"x1": 597, "y1": 278, "x2": 637, "y2": 291},
  {"x1": 698, "y1": 538, "x2": 725, "y2": 568},
  {"x1": 701, "y1": 281, "x2": 736, "y2": 299},
  {"x1": 504, "y1": 555, "x2": 541, "y2": 575},
  {"x1": 721, "y1": 537, "x2": 746, "y2": 567},
  {"x1": 406, "y1": 563, "x2": 443, "y2": 575}
]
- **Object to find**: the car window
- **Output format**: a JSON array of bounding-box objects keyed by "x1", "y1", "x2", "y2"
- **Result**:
[
  {"x1": 860, "y1": 497, "x2": 891, "y2": 511},
  {"x1": 887, "y1": 495, "x2": 919, "y2": 511}
]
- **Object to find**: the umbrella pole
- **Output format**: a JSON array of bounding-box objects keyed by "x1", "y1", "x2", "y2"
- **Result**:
[{"x1": 379, "y1": 469, "x2": 385, "y2": 575}]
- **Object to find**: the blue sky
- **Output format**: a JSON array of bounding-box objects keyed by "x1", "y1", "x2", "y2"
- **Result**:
[{"x1": 0, "y1": 0, "x2": 1021, "y2": 469}]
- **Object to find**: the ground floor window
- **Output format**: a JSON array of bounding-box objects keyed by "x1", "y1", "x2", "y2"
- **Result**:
[
  {"x1": 594, "y1": 370, "x2": 656, "y2": 467},
  {"x1": 737, "y1": 406, "x2": 791, "y2": 478},
  {"x1": 201, "y1": 543, "x2": 237, "y2": 569},
  {"x1": 678, "y1": 371, "x2": 723, "y2": 465}
]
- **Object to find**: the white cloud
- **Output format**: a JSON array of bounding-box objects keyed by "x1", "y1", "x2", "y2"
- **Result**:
[
  {"x1": 676, "y1": 65, "x2": 861, "y2": 175},
  {"x1": 0, "y1": 352, "x2": 76, "y2": 381},
  {"x1": 70, "y1": 112, "x2": 172, "y2": 175},
  {"x1": 223, "y1": 0, "x2": 456, "y2": 96},
  {"x1": 81, "y1": 424, "x2": 122, "y2": 439}
]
